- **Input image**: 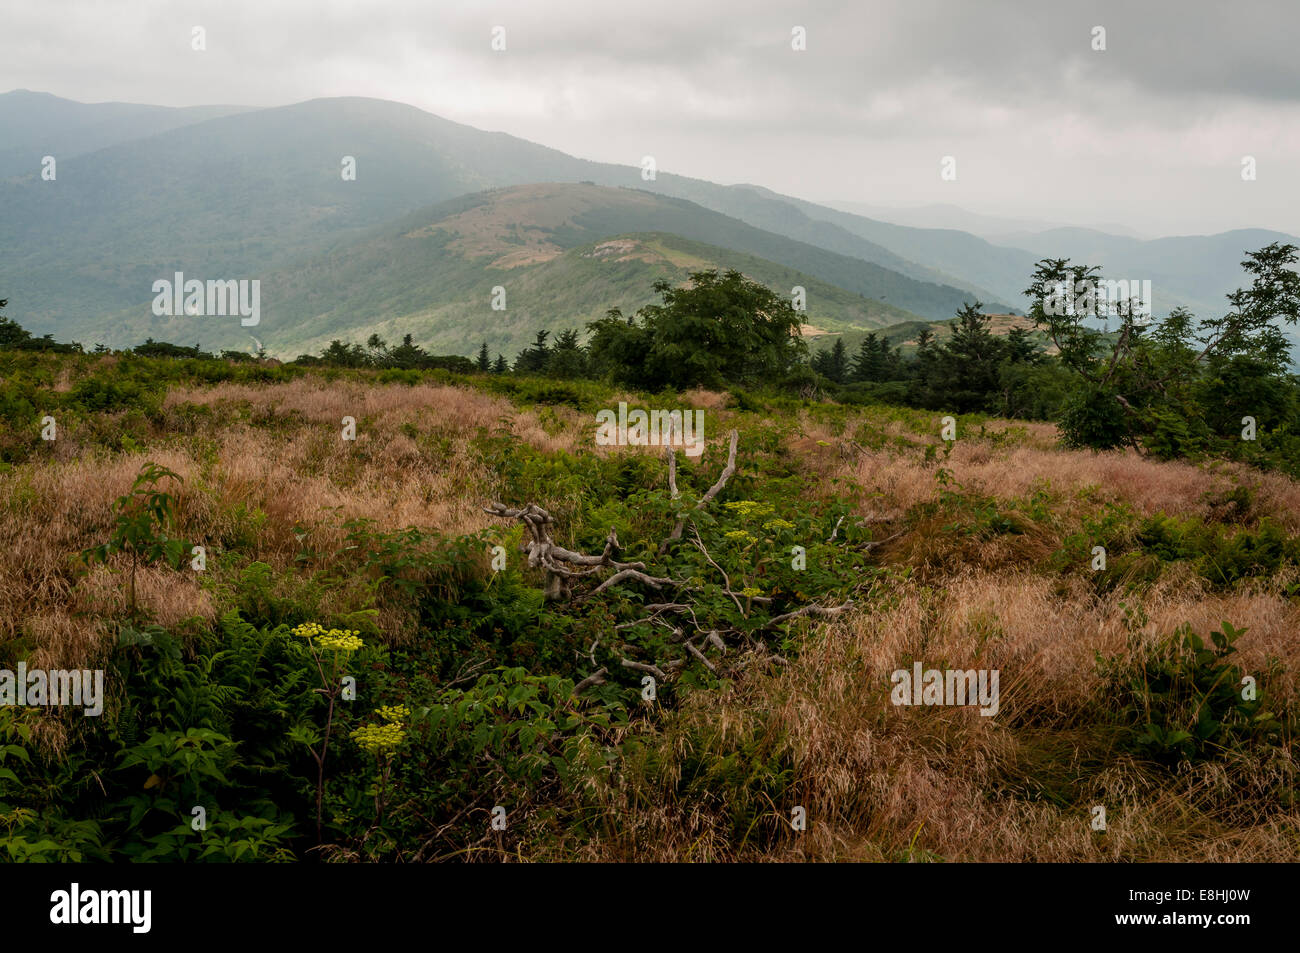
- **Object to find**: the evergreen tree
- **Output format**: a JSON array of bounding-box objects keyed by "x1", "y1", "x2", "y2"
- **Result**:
[
  {"x1": 811, "y1": 347, "x2": 831, "y2": 378},
  {"x1": 476, "y1": 341, "x2": 490, "y2": 372},
  {"x1": 852, "y1": 332, "x2": 893, "y2": 382},
  {"x1": 547, "y1": 328, "x2": 587, "y2": 379},
  {"x1": 386, "y1": 333, "x2": 429, "y2": 369},
  {"x1": 908, "y1": 328, "x2": 941, "y2": 406},
  {"x1": 514, "y1": 330, "x2": 551, "y2": 374},
  {"x1": 826, "y1": 338, "x2": 849, "y2": 383},
  {"x1": 936, "y1": 303, "x2": 1006, "y2": 413},
  {"x1": 1004, "y1": 326, "x2": 1041, "y2": 364}
]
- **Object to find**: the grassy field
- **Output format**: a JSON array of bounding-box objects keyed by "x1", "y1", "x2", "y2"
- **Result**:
[{"x1": 2, "y1": 353, "x2": 1297, "y2": 861}]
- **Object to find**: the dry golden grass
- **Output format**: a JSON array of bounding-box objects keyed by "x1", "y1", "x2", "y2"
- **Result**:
[
  {"x1": 1, "y1": 378, "x2": 588, "y2": 667},
  {"x1": 6, "y1": 375, "x2": 1298, "y2": 860},
  {"x1": 536, "y1": 405, "x2": 1300, "y2": 862},
  {"x1": 559, "y1": 569, "x2": 1299, "y2": 862},
  {"x1": 795, "y1": 408, "x2": 1300, "y2": 531}
]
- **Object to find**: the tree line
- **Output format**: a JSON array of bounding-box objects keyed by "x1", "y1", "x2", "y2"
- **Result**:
[{"x1": 3, "y1": 243, "x2": 1298, "y2": 470}]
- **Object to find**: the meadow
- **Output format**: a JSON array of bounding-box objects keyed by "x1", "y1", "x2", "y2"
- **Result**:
[{"x1": 2, "y1": 349, "x2": 1296, "y2": 861}]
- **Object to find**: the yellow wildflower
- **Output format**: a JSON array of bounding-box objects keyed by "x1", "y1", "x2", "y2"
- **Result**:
[
  {"x1": 294, "y1": 622, "x2": 364, "y2": 652},
  {"x1": 350, "y1": 721, "x2": 407, "y2": 754},
  {"x1": 376, "y1": 704, "x2": 410, "y2": 724}
]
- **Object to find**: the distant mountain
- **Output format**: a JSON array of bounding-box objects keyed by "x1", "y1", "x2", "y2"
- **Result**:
[
  {"x1": 600, "y1": 181, "x2": 1017, "y2": 308},
  {"x1": 735, "y1": 185, "x2": 1043, "y2": 308},
  {"x1": 3, "y1": 91, "x2": 1294, "y2": 356},
  {"x1": 819, "y1": 201, "x2": 1144, "y2": 241},
  {"x1": 986, "y1": 227, "x2": 1300, "y2": 319},
  {"x1": 0, "y1": 95, "x2": 602, "y2": 332},
  {"x1": 0, "y1": 89, "x2": 252, "y2": 177},
  {"x1": 79, "y1": 184, "x2": 927, "y2": 358},
  {"x1": 0, "y1": 92, "x2": 1006, "y2": 344},
  {"x1": 799, "y1": 196, "x2": 1300, "y2": 325}
]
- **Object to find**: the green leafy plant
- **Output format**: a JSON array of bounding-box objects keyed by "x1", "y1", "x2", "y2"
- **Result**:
[
  {"x1": 1104, "y1": 621, "x2": 1284, "y2": 763},
  {"x1": 288, "y1": 622, "x2": 365, "y2": 842},
  {"x1": 80, "y1": 461, "x2": 191, "y2": 618}
]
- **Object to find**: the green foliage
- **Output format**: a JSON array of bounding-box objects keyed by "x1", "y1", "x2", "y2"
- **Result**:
[
  {"x1": 1135, "y1": 514, "x2": 1300, "y2": 587},
  {"x1": 0, "y1": 346, "x2": 299, "y2": 465},
  {"x1": 1029, "y1": 244, "x2": 1300, "y2": 457},
  {"x1": 1057, "y1": 381, "x2": 1132, "y2": 450},
  {"x1": 1103, "y1": 622, "x2": 1285, "y2": 764},
  {"x1": 300, "y1": 333, "x2": 477, "y2": 373},
  {"x1": 0, "y1": 309, "x2": 81, "y2": 353},
  {"x1": 588, "y1": 269, "x2": 808, "y2": 390},
  {"x1": 80, "y1": 462, "x2": 192, "y2": 617}
]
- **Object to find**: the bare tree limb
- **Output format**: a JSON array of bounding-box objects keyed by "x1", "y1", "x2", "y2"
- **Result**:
[
  {"x1": 577, "y1": 568, "x2": 676, "y2": 603},
  {"x1": 691, "y1": 530, "x2": 744, "y2": 615},
  {"x1": 684, "y1": 640, "x2": 717, "y2": 673},
  {"x1": 759, "y1": 602, "x2": 853, "y2": 631},
  {"x1": 659, "y1": 428, "x2": 739, "y2": 552},
  {"x1": 828, "y1": 514, "x2": 845, "y2": 542},
  {"x1": 620, "y1": 658, "x2": 668, "y2": 681},
  {"x1": 486, "y1": 501, "x2": 668, "y2": 600},
  {"x1": 573, "y1": 667, "x2": 608, "y2": 695}
]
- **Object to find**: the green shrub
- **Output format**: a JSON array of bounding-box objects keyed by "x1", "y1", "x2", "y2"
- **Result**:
[{"x1": 1102, "y1": 621, "x2": 1285, "y2": 764}]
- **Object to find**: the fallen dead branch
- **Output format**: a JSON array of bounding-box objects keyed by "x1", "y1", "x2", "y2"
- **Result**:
[
  {"x1": 659, "y1": 428, "x2": 739, "y2": 553},
  {"x1": 488, "y1": 429, "x2": 861, "y2": 691},
  {"x1": 484, "y1": 501, "x2": 676, "y2": 600}
]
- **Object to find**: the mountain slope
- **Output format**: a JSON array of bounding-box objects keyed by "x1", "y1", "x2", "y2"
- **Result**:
[
  {"x1": 987, "y1": 227, "x2": 1300, "y2": 318},
  {"x1": 4, "y1": 91, "x2": 1293, "y2": 349},
  {"x1": 0, "y1": 89, "x2": 252, "y2": 177},
  {"x1": 0, "y1": 93, "x2": 1000, "y2": 339},
  {"x1": 80, "y1": 184, "x2": 928, "y2": 357}
]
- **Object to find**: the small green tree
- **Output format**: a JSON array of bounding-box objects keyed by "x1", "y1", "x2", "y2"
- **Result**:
[
  {"x1": 851, "y1": 332, "x2": 896, "y2": 382},
  {"x1": 587, "y1": 269, "x2": 806, "y2": 389},
  {"x1": 933, "y1": 302, "x2": 1006, "y2": 413},
  {"x1": 514, "y1": 330, "x2": 552, "y2": 374},
  {"x1": 0, "y1": 299, "x2": 81, "y2": 353},
  {"x1": 547, "y1": 328, "x2": 587, "y2": 379},
  {"x1": 825, "y1": 337, "x2": 849, "y2": 383},
  {"x1": 80, "y1": 463, "x2": 190, "y2": 618}
]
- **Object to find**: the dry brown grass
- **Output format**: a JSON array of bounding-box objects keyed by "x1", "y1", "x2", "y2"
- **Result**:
[
  {"x1": 558, "y1": 569, "x2": 1299, "y2": 862},
  {"x1": 1, "y1": 377, "x2": 591, "y2": 668},
  {"x1": 536, "y1": 405, "x2": 1300, "y2": 862},
  {"x1": 7, "y1": 374, "x2": 1299, "y2": 860},
  {"x1": 795, "y1": 407, "x2": 1300, "y2": 532}
]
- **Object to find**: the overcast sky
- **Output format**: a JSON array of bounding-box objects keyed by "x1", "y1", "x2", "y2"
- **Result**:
[{"x1": 5, "y1": 0, "x2": 1299, "y2": 237}]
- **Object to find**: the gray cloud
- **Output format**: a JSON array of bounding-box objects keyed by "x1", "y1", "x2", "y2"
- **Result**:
[{"x1": 3, "y1": 0, "x2": 1298, "y2": 236}]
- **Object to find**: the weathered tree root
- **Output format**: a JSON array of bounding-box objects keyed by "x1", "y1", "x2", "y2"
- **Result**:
[
  {"x1": 484, "y1": 501, "x2": 676, "y2": 601},
  {"x1": 659, "y1": 428, "x2": 739, "y2": 553},
  {"x1": 488, "y1": 430, "x2": 857, "y2": 695}
]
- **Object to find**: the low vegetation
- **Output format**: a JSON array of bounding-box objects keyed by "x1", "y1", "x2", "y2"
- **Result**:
[{"x1": 1, "y1": 246, "x2": 1297, "y2": 862}]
